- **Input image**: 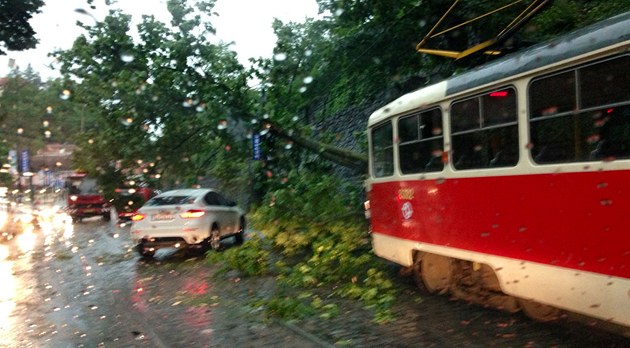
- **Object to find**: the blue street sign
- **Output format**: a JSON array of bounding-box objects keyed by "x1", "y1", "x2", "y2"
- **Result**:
[
  {"x1": 20, "y1": 150, "x2": 29, "y2": 173},
  {"x1": 252, "y1": 134, "x2": 262, "y2": 160}
]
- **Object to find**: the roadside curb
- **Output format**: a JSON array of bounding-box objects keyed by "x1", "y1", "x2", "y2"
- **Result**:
[{"x1": 276, "y1": 320, "x2": 336, "y2": 348}]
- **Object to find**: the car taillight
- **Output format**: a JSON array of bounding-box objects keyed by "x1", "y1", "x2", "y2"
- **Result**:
[
  {"x1": 131, "y1": 213, "x2": 146, "y2": 222},
  {"x1": 180, "y1": 210, "x2": 205, "y2": 219}
]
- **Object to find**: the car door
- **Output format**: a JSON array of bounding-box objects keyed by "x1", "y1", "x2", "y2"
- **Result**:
[{"x1": 203, "y1": 191, "x2": 239, "y2": 236}]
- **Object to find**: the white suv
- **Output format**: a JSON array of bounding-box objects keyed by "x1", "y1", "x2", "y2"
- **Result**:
[{"x1": 130, "y1": 188, "x2": 245, "y2": 258}]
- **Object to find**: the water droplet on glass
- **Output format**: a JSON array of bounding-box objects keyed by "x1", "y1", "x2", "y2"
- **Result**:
[
  {"x1": 120, "y1": 117, "x2": 134, "y2": 126},
  {"x1": 480, "y1": 232, "x2": 490, "y2": 237},
  {"x1": 196, "y1": 103, "x2": 206, "y2": 112},
  {"x1": 285, "y1": 142, "x2": 293, "y2": 150},
  {"x1": 334, "y1": 8, "x2": 344, "y2": 16},
  {"x1": 182, "y1": 99, "x2": 194, "y2": 108},
  {"x1": 259, "y1": 129, "x2": 270, "y2": 136},
  {"x1": 292, "y1": 115, "x2": 299, "y2": 122},
  {"x1": 262, "y1": 114, "x2": 270, "y2": 119},
  {"x1": 120, "y1": 52, "x2": 135, "y2": 63},
  {"x1": 596, "y1": 182, "x2": 608, "y2": 189},
  {"x1": 303, "y1": 76, "x2": 313, "y2": 84},
  {"x1": 304, "y1": 49, "x2": 312, "y2": 57},
  {"x1": 59, "y1": 89, "x2": 71, "y2": 100},
  {"x1": 518, "y1": 227, "x2": 527, "y2": 233},
  {"x1": 274, "y1": 53, "x2": 287, "y2": 61},
  {"x1": 600, "y1": 199, "x2": 613, "y2": 206},
  {"x1": 217, "y1": 120, "x2": 228, "y2": 130},
  {"x1": 299, "y1": 86, "x2": 307, "y2": 93}
]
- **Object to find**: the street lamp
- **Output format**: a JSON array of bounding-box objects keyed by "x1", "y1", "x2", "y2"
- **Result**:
[{"x1": 16, "y1": 127, "x2": 24, "y2": 201}]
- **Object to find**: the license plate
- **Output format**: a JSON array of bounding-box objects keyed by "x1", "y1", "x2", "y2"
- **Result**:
[{"x1": 152, "y1": 213, "x2": 174, "y2": 221}]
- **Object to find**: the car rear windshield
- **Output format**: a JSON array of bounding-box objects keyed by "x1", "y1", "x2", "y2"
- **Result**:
[{"x1": 146, "y1": 195, "x2": 195, "y2": 206}]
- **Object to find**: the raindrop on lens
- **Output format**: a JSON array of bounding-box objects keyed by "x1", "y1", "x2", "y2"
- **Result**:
[
  {"x1": 285, "y1": 142, "x2": 293, "y2": 150},
  {"x1": 299, "y1": 86, "x2": 307, "y2": 93},
  {"x1": 292, "y1": 115, "x2": 299, "y2": 122},
  {"x1": 303, "y1": 76, "x2": 313, "y2": 84},
  {"x1": 334, "y1": 9, "x2": 344, "y2": 16},
  {"x1": 120, "y1": 117, "x2": 134, "y2": 126},
  {"x1": 217, "y1": 120, "x2": 228, "y2": 130},
  {"x1": 59, "y1": 89, "x2": 71, "y2": 100},
  {"x1": 304, "y1": 49, "x2": 312, "y2": 57},
  {"x1": 274, "y1": 53, "x2": 287, "y2": 61},
  {"x1": 182, "y1": 99, "x2": 193, "y2": 108},
  {"x1": 120, "y1": 52, "x2": 135, "y2": 63}
]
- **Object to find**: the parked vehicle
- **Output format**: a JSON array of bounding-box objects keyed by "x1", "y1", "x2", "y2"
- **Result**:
[
  {"x1": 113, "y1": 186, "x2": 156, "y2": 223},
  {"x1": 130, "y1": 188, "x2": 245, "y2": 258},
  {"x1": 65, "y1": 172, "x2": 111, "y2": 222}
]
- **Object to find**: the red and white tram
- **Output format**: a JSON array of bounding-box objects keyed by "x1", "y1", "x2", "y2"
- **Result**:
[{"x1": 366, "y1": 12, "x2": 630, "y2": 331}]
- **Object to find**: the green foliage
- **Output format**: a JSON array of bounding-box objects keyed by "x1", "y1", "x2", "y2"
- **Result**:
[
  {"x1": 54, "y1": 2, "x2": 255, "y2": 191},
  {"x1": 205, "y1": 234, "x2": 271, "y2": 277},
  {"x1": 264, "y1": 292, "x2": 316, "y2": 320},
  {"x1": 247, "y1": 168, "x2": 398, "y2": 322},
  {"x1": 0, "y1": 0, "x2": 44, "y2": 54}
]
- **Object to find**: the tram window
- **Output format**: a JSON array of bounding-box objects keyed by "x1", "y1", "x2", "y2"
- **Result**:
[
  {"x1": 371, "y1": 122, "x2": 394, "y2": 177},
  {"x1": 580, "y1": 56, "x2": 630, "y2": 109},
  {"x1": 398, "y1": 108, "x2": 443, "y2": 174},
  {"x1": 484, "y1": 89, "x2": 517, "y2": 126},
  {"x1": 451, "y1": 98, "x2": 479, "y2": 133},
  {"x1": 530, "y1": 55, "x2": 630, "y2": 164},
  {"x1": 529, "y1": 71, "x2": 576, "y2": 117},
  {"x1": 451, "y1": 88, "x2": 518, "y2": 170}
]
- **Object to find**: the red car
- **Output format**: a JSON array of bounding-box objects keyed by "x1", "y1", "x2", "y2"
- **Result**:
[{"x1": 66, "y1": 173, "x2": 110, "y2": 223}]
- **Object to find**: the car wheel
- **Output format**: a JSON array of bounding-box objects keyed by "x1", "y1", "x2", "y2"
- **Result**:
[
  {"x1": 209, "y1": 225, "x2": 221, "y2": 251},
  {"x1": 136, "y1": 244, "x2": 155, "y2": 258},
  {"x1": 234, "y1": 218, "x2": 245, "y2": 245}
]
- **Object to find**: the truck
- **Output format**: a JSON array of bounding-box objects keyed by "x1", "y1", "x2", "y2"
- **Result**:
[{"x1": 65, "y1": 172, "x2": 111, "y2": 222}]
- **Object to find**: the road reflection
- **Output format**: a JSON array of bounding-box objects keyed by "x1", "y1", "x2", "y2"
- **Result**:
[
  {"x1": 0, "y1": 245, "x2": 17, "y2": 344},
  {"x1": 0, "y1": 205, "x2": 73, "y2": 346}
]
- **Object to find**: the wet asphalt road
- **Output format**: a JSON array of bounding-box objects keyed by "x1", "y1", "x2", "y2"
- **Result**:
[
  {"x1": 0, "y1": 212, "x2": 315, "y2": 347},
  {"x1": 0, "y1": 210, "x2": 628, "y2": 347}
]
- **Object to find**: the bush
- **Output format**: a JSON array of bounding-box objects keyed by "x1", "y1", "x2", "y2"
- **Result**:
[
  {"x1": 205, "y1": 234, "x2": 271, "y2": 277},
  {"x1": 248, "y1": 169, "x2": 399, "y2": 322}
]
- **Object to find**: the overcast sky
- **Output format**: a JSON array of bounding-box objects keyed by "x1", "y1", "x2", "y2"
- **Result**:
[{"x1": 0, "y1": 0, "x2": 319, "y2": 79}]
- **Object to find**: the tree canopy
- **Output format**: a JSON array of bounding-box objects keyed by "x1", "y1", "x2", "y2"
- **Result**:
[
  {"x1": 4, "y1": 0, "x2": 630, "y2": 197},
  {"x1": 0, "y1": 0, "x2": 44, "y2": 55}
]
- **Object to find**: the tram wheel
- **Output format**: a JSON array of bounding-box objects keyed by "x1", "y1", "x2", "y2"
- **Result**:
[
  {"x1": 420, "y1": 253, "x2": 453, "y2": 294},
  {"x1": 518, "y1": 298, "x2": 561, "y2": 322}
]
